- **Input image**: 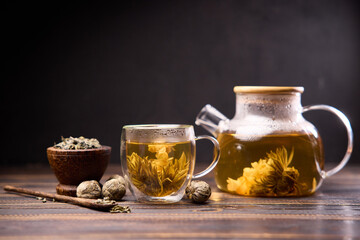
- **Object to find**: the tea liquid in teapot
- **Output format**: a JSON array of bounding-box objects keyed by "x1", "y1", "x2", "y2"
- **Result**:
[{"x1": 216, "y1": 132, "x2": 324, "y2": 197}]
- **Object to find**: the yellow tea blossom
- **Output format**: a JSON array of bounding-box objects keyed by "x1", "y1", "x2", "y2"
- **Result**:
[
  {"x1": 148, "y1": 144, "x2": 173, "y2": 154},
  {"x1": 311, "y1": 178, "x2": 317, "y2": 193},
  {"x1": 228, "y1": 159, "x2": 274, "y2": 195},
  {"x1": 127, "y1": 144, "x2": 189, "y2": 197},
  {"x1": 150, "y1": 145, "x2": 173, "y2": 171},
  {"x1": 227, "y1": 146, "x2": 302, "y2": 196}
]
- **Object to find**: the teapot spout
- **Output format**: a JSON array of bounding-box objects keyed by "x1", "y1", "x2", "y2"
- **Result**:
[{"x1": 195, "y1": 104, "x2": 229, "y2": 137}]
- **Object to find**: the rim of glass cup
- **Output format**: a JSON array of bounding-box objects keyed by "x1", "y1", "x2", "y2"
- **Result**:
[{"x1": 123, "y1": 124, "x2": 193, "y2": 129}]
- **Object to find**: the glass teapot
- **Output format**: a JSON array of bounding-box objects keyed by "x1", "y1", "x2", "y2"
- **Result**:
[{"x1": 196, "y1": 86, "x2": 353, "y2": 197}]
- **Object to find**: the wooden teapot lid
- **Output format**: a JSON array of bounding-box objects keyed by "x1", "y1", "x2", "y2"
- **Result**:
[{"x1": 233, "y1": 86, "x2": 304, "y2": 94}]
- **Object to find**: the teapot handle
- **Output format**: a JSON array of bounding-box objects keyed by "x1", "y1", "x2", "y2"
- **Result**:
[{"x1": 302, "y1": 105, "x2": 353, "y2": 178}]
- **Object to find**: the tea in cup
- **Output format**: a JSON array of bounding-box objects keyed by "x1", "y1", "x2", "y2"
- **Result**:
[{"x1": 121, "y1": 124, "x2": 220, "y2": 203}]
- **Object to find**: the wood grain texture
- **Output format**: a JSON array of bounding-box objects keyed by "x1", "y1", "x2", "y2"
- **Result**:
[{"x1": 1, "y1": 164, "x2": 360, "y2": 239}]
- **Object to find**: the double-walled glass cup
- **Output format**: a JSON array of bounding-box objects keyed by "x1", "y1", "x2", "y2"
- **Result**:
[{"x1": 121, "y1": 124, "x2": 220, "y2": 203}]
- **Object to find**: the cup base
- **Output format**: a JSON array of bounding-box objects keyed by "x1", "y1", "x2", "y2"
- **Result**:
[{"x1": 136, "y1": 195, "x2": 183, "y2": 204}]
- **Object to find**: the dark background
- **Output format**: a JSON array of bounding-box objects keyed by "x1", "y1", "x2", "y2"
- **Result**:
[{"x1": 2, "y1": 0, "x2": 359, "y2": 167}]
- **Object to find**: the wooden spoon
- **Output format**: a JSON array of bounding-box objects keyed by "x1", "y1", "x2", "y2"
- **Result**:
[{"x1": 3, "y1": 185, "x2": 117, "y2": 211}]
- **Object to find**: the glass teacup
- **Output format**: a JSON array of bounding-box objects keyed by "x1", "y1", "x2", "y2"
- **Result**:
[{"x1": 121, "y1": 124, "x2": 220, "y2": 203}]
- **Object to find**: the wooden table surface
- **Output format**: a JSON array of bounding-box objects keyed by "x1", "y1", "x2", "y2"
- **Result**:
[{"x1": 1, "y1": 164, "x2": 359, "y2": 239}]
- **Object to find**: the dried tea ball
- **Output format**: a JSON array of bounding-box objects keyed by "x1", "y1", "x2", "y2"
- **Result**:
[
  {"x1": 102, "y1": 179, "x2": 126, "y2": 201},
  {"x1": 106, "y1": 174, "x2": 126, "y2": 186},
  {"x1": 185, "y1": 180, "x2": 211, "y2": 203},
  {"x1": 76, "y1": 180, "x2": 102, "y2": 199}
]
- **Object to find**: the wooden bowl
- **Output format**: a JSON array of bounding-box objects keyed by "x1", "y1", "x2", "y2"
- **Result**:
[{"x1": 47, "y1": 146, "x2": 111, "y2": 197}]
